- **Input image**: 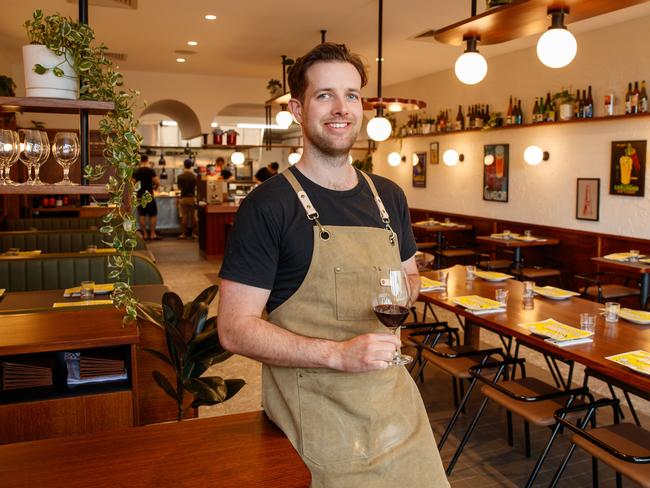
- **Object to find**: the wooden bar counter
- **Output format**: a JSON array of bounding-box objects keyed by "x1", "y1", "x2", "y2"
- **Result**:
[{"x1": 198, "y1": 202, "x2": 239, "y2": 257}]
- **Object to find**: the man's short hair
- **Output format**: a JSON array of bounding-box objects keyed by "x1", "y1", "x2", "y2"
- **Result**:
[
  {"x1": 183, "y1": 158, "x2": 193, "y2": 169},
  {"x1": 288, "y1": 43, "x2": 367, "y2": 103},
  {"x1": 269, "y1": 162, "x2": 279, "y2": 171},
  {"x1": 140, "y1": 154, "x2": 149, "y2": 163},
  {"x1": 216, "y1": 157, "x2": 225, "y2": 165}
]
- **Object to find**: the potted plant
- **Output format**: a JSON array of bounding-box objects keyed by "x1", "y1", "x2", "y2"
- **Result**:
[
  {"x1": 225, "y1": 129, "x2": 239, "y2": 146},
  {"x1": 266, "y1": 79, "x2": 283, "y2": 98},
  {"x1": 211, "y1": 127, "x2": 225, "y2": 145},
  {"x1": 486, "y1": 0, "x2": 513, "y2": 8},
  {"x1": 352, "y1": 153, "x2": 373, "y2": 173},
  {"x1": 0, "y1": 75, "x2": 17, "y2": 128},
  {"x1": 137, "y1": 285, "x2": 245, "y2": 421},
  {"x1": 25, "y1": 10, "x2": 143, "y2": 322},
  {"x1": 552, "y1": 89, "x2": 576, "y2": 120}
]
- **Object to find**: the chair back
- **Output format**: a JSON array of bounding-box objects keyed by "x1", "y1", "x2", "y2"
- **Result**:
[{"x1": 3, "y1": 217, "x2": 104, "y2": 231}]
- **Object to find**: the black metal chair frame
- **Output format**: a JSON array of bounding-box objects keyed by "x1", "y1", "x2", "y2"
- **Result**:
[{"x1": 575, "y1": 271, "x2": 641, "y2": 303}]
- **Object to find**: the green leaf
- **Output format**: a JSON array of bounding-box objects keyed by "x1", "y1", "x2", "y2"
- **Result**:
[
  {"x1": 153, "y1": 371, "x2": 180, "y2": 403},
  {"x1": 78, "y1": 60, "x2": 92, "y2": 71},
  {"x1": 139, "y1": 347, "x2": 173, "y2": 367},
  {"x1": 52, "y1": 67, "x2": 64, "y2": 77},
  {"x1": 33, "y1": 64, "x2": 47, "y2": 75},
  {"x1": 184, "y1": 377, "x2": 227, "y2": 403},
  {"x1": 224, "y1": 378, "x2": 246, "y2": 401},
  {"x1": 162, "y1": 292, "x2": 184, "y2": 325}
]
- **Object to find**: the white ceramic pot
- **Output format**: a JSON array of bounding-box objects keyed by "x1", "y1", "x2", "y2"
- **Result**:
[
  {"x1": 559, "y1": 103, "x2": 574, "y2": 121},
  {"x1": 22, "y1": 44, "x2": 78, "y2": 99}
]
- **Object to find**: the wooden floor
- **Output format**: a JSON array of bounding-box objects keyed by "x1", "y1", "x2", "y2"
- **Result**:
[{"x1": 149, "y1": 238, "x2": 647, "y2": 487}]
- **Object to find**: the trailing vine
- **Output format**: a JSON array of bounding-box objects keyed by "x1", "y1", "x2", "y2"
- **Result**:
[{"x1": 25, "y1": 10, "x2": 148, "y2": 322}]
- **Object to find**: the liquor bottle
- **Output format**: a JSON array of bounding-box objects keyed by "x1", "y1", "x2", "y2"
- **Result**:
[
  {"x1": 517, "y1": 99, "x2": 523, "y2": 124},
  {"x1": 604, "y1": 91, "x2": 615, "y2": 116},
  {"x1": 532, "y1": 98, "x2": 539, "y2": 123},
  {"x1": 585, "y1": 85, "x2": 594, "y2": 118},
  {"x1": 455, "y1": 105, "x2": 464, "y2": 131},
  {"x1": 631, "y1": 81, "x2": 640, "y2": 114},
  {"x1": 576, "y1": 90, "x2": 584, "y2": 119},
  {"x1": 506, "y1": 96, "x2": 513, "y2": 125},
  {"x1": 640, "y1": 80, "x2": 648, "y2": 113},
  {"x1": 545, "y1": 93, "x2": 554, "y2": 122},
  {"x1": 625, "y1": 82, "x2": 633, "y2": 114},
  {"x1": 484, "y1": 104, "x2": 490, "y2": 126}
]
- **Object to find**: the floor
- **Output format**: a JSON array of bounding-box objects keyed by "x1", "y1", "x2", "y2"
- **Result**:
[{"x1": 147, "y1": 238, "x2": 647, "y2": 487}]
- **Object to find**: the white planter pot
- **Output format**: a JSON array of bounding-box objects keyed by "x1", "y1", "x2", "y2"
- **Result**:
[
  {"x1": 22, "y1": 44, "x2": 78, "y2": 99},
  {"x1": 559, "y1": 103, "x2": 574, "y2": 121}
]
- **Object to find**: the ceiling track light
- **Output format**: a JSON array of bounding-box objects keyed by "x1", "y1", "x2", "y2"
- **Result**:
[
  {"x1": 537, "y1": 8, "x2": 577, "y2": 69},
  {"x1": 455, "y1": 35, "x2": 487, "y2": 85}
]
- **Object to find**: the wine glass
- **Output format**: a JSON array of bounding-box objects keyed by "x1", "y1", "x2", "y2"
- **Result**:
[
  {"x1": 20, "y1": 129, "x2": 43, "y2": 186},
  {"x1": 33, "y1": 131, "x2": 50, "y2": 185},
  {"x1": 371, "y1": 267, "x2": 413, "y2": 366},
  {"x1": 0, "y1": 130, "x2": 20, "y2": 185},
  {"x1": 53, "y1": 132, "x2": 79, "y2": 185}
]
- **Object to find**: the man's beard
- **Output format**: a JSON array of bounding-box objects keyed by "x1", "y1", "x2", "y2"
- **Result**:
[{"x1": 302, "y1": 121, "x2": 359, "y2": 163}]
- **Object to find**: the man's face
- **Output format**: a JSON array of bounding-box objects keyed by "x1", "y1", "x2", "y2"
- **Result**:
[{"x1": 290, "y1": 61, "x2": 363, "y2": 158}]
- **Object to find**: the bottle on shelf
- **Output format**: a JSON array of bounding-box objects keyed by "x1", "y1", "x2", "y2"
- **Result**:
[
  {"x1": 516, "y1": 99, "x2": 523, "y2": 124},
  {"x1": 631, "y1": 81, "x2": 640, "y2": 114},
  {"x1": 544, "y1": 92, "x2": 554, "y2": 122},
  {"x1": 604, "y1": 90, "x2": 615, "y2": 116},
  {"x1": 456, "y1": 105, "x2": 464, "y2": 131},
  {"x1": 575, "y1": 90, "x2": 584, "y2": 119},
  {"x1": 625, "y1": 82, "x2": 633, "y2": 114},
  {"x1": 640, "y1": 80, "x2": 648, "y2": 113},
  {"x1": 506, "y1": 96, "x2": 513, "y2": 125},
  {"x1": 532, "y1": 98, "x2": 539, "y2": 123},
  {"x1": 585, "y1": 86, "x2": 594, "y2": 118},
  {"x1": 484, "y1": 104, "x2": 490, "y2": 126}
]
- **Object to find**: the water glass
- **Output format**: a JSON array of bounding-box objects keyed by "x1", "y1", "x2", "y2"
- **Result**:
[
  {"x1": 523, "y1": 281, "x2": 535, "y2": 299},
  {"x1": 80, "y1": 281, "x2": 95, "y2": 300},
  {"x1": 465, "y1": 265, "x2": 476, "y2": 280},
  {"x1": 502, "y1": 229, "x2": 512, "y2": 238},
  {"x1": 580, "y1": 313, "x2": 596, "y2": 333},
  {"x1": 605, "y1": 302, "x2": 620, "y2": 322},
  {"x1": 0, "y1": 129, "x2": 20, "y2": 185},
  {"x1": 629, "y1": 249, "x2": 640, "y2": 262},
  {"x1": 444, "y1": 217, "x2": 451, "y2": 224},
  {"x1": 524, "y1": 230, "x2": 532, "y2": 237},
  {"x1": 438, "y1": 270, "x2": 449, "y2": 287},
  {"x1": 53, "y1": 132, "x2": 79, "y2": 185},
  {"x1": 495, "y1": 288, "x2": 509, "y2": 306},
  {"x1": 523, "y1": 296, "x2": 535, "y2": 310}
]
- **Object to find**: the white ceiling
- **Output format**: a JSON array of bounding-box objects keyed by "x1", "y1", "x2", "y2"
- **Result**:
[{"x1": 2, "y1": 0, "x2": 650, "y2": 90}]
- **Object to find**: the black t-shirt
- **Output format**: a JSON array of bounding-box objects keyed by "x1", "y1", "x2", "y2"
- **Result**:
[
  {"x1": 219, "y1": 166, "x2": 417, "y2": 313},
  {"x1": 177, "y1": 171, "x2": 196, "y2": 198},
  {"x1": 133, "y1": 166, "x2": 157, "y2": 197}
]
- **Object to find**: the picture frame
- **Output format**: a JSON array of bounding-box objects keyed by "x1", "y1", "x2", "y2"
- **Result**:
[
  {"x1": 609, "y1": 140, "x2": 646, "y2": 197},
  {"x1": 483, "y1": 144, "x2": 509, "y2": 202},
  {"x1": 412, "y1": 152, "x2": 426, "y2": 187},
  {"x1": 576, "y1": 178, "x2": 600, "y2": 221},
  {"x1": 429, "y1": 142, "x2": 439, "y2": 165}
]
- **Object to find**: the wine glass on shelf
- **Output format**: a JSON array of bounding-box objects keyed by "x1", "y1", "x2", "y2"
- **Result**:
[
  {"x1": 0, "y1": 130, "x2": 21, "y2": 185},
  {"x1": 53, "y1": 132, "x2": 79, "y2": 185},
  {"x1": 19, "y1": 129, "x2": 43, "y2": 186},
  {"x1": 371, "y1": 267, "x2": 413, "y2": 366},
  {"x1": 33, "y1": 131, "x2": 50, "y2": 185}
]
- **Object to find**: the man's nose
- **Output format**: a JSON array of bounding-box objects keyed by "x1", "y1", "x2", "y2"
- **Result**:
[{"x1": 331, "y1": 95, "x2": 349, "y2": 115}]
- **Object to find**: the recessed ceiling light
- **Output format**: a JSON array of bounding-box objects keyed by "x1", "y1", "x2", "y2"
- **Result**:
[
  {"x1": 187, "y1": 41, "x2": 198, "y2": 46},
  {"x1": 205, "y1": 14, "x2": 217, "y2": 20},
  {"x1": 210, "y1": 122, "x2": 219, "y2": 128},
  {"x1": 176, "y1": 58, "x2": 186, "y2": 63}
]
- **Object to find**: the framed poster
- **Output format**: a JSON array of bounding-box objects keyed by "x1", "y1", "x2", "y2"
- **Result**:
[
  {"x1": 610, "y1": 140, "x2": 646, "y2": 197},
  {"x1": 576, "y1": 178, "x2": 600, "y2": 221},
  {"x1": 483, "y1": 144, "x2": 509, "y2": 202},
  {"x1": 412, "y1": 152, "x2": 426, "y2": 187},
  {"x1": 429, "y1": 142, "x2": 439, "y2": 165}
]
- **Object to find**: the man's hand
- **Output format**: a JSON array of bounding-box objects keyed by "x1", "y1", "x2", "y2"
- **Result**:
[{"x1": 332, "y1": 333, "x2": 401, "y2": 372}]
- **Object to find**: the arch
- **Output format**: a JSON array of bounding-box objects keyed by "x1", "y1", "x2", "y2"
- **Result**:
[{"x1": 140, "y1": 99, "x2": 202, "y2": 139}]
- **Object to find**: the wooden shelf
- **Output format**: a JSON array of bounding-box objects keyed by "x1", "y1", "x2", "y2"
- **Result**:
[
  {"x1": 417, "y1": 0, "x2": 649, "y2": 46},
  {"x1": 394, "y1": 112, "x2": 650, "y2": 139},
  {"x1": 0, "y1": 97, "x2": 114, "y2": 115},
  {"x1": 0, "y1": 184, "x2": 108, "y2": 195}
]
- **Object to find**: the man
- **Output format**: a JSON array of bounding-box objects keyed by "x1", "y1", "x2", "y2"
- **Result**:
[
  {"x1": 254, "y1": 161, "x2": 280, "y2": 183},
  {"x1": 133, "y1": 155, "x2": 160, "y2": 240},
  {"x1": 177, "y1": 158, "x2": 197, "y2": 239},
  {"x1": 218, "y1": 43, "x2": 448, "y2": 487}
]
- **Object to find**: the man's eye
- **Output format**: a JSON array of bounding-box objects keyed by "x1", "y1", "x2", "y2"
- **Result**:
[
  {"x1": 317, "y1": 93, "x2": 332, "y2": 100},
  {"x1": 347, "y1": 94, "x2": 360, "y2": 101}
]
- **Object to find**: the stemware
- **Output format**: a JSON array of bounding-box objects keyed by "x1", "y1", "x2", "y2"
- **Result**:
[
  {"x1": 53, "y1": 132, "x2": 79, "y2": 185},
  {"x1": 0, "y1": 130, "x2": 20, "y2": 185},
  {"x1": 20, "y1": 129, "x2": 43, "y2": 186},
  {"x1": 33, "y1": 131, "x2": 50, "y2": 185},
  {"x1": 371, "y1": 267, "x2": 413, "y2": 366}
]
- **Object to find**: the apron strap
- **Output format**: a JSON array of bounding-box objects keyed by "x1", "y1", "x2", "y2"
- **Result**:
[
  {"x1": 358, "y1": 171, "x2": 397, "y2": 245},
  {"x1": 282, "y1": 169, "x2": 331, "y2": 241}
]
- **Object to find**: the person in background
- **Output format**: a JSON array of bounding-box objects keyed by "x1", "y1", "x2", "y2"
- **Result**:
[
  {"x1": 133, "y1": 154, "x2": 161, "y2": 240},
  {"x1": 177, "y1": 158, "x2": 197, "y2": 239},
  {"x1": 217, "y1": 43, "x2": 448, "y2": 487},
  {"x1": 215, "y1": 156, "x2": 226, "y2": 174},
  {"x1": 254, "y1": 161, "x2": 279, "y2": 183},
  {"x1": 206, "y1": 164, "x2": 217, "y2": 176},
  {"x1": 219, "y1": 169, "x2": 233, "y2": 181}
]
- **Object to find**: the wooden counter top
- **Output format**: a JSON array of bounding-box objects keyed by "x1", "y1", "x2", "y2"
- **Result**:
[{"x1": 203, "y1": 202, "x2": 241, "y2": 214}]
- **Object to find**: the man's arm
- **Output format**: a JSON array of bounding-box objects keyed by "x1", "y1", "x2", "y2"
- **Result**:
[
  {"x1": 403, "y1": 255, "x2": 420, "y2": 304},
  {"x1": 217, "y1": 279, "x2": 400, "y2": 372},
  {"x1": 152, "y1": 176, "x2": 161, "y2": 189}
]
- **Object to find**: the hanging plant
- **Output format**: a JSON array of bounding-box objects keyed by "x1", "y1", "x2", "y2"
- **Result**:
[{"x1": 25, "y1": 10, "x2": 145, "y2": 322}]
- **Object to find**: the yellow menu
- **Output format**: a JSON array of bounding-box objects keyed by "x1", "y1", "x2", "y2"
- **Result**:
[
  {"x1": 0, "y1": 288, "x2": 5, "y2": 297},
  {"x1": 603, "y1": 252, "x2": 635, "y2": 261},
  {"x1": 420, "y1": 276, "x2": 445, "y2": 291},
  {"x1": 63, "y1": 283, "x2": 115, "y2": 298},
  {"x1": 474, "y1": 270, "x2": 513, "y2": 281},
  {"x1": 490, "y1": 232, "x2": 519, "y2": 239},
  {"x1": 53, "y1": 300, "x2": 114, "y2": 308},
  {"x1": 533, "y1": 286, "x2": 580, "y2": 300},
  {"x1": 520, "y1": 318, "x2": 593, "y2": 346},
  {"x1": 606, "y1": 350, "x2": 650, "y2": 376},
  {"x1": 618, "y1": 308, "x2": 650, "y2": 325},
  {"x1": 452, "y1": 295, "x2": 504, "y2": 310}
]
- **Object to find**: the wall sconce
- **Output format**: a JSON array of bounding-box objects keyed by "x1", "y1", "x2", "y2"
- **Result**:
[
  {"x1": 288, "y1": 151, "x2": 301, "y2": 165},
  {"x1": 537, "y1": 8, "x2": 577, "y2": 69},
  {"x1": 454, "y1": 36, "x2": 487, "y2": 85},
  {"x1": 275, "y1": 104, "x2": 293, "y2": 129},
  {"x1": 523, "y1": 145, "x2": 550, "y2": 165},
  {"x1": 443, "y1": 149, "x2": 464, "y2": 166},
  {"x1": 231, "y1": 151, "x2": 245, "y2": 165},
  {"x1": 387, "y1": 152, "x2": 403, "y2": 167}
]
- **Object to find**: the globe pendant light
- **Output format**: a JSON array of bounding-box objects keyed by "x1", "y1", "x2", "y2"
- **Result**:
[
  {"x1": 537, "y1": 8, "x2": 577, "y2": 69},
  {"x1": 367, "y1": 0, "x2": 391, "y2": 142},
  {"x1": 275, "y1": 104, "x2": 293, "y2": 128},
  {"x1": 455, "y1": 36, "x2": 487, "y2": 85},
  {"x1": 231, "y1": 151, "x2": 245, "y2": 165}
]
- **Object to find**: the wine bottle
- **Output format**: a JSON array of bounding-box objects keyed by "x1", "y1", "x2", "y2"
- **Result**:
[
  {"x1": 517, "y1": 99, "x2": 524, "y2": 124},
  {"x1": 640, "y1": 80, "x2": 648, "y2": 113},
  {"x1": 625, "y1": 82, "x2": 633, "y2": 114},
  {"x1": 506, "y1": 96, "x2": 513, "y2": 125},
  {"x1": 455, "y1": 105, "x2": 464, "y2": 131},
  {"x1": 604, "y1": 91, "x2": 615, "y2": 116},
  {"x1": 532, "y1": 98, "x2": 539, "y2": 123},
  {"x1": 544, "y1": 93, "x2": 552, "y2": 122},
  {"x1": 632, "y1": 81, "x2": 640, "y2": 114},
  {"x1": 585, "y1": 85, "x2": 594, "y2": 118}
]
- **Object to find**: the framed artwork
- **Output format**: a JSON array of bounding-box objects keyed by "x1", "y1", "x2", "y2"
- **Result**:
[
  {"x1": 483, "y1": 144, "x2": 509, "y2": 202},
  {"x1": 412, "y1": 152, "x2": 426, "y2": 187},
  {"x1": 429, "y1": 142, "x2": 439, "y2": 165},
  {"x1": 610, "y1": 140, "x2": 646, "y2": 197},
  {"x1": 576, "y1": 178, "x2": 600, "y2": 221}
]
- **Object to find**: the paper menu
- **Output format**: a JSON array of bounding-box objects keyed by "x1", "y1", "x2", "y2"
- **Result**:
[
  {"x1": 420, "y1": 276, "x2": 445, "y2": 292},
  {"x1": 606, "y1": 350, "x2": 650, "y2": 376},
  {"x1": 474, "y1": 271, "x2": 514, "y2": 281},
  {"x1": 618, "y1": 308, "x2": 650, "y2": 324},
  {"x1": 520, "y1": 318, "x2": 593, "y2": 342},
  {"x1": 490, "y1": 232, "x2": 520, "y2": 239},
  {"x1": 603, "y1": 252, "x2": 637, "y2": 261},
  {"x1": 452, "y1": 295, "x2": 504, "y2": 310}
]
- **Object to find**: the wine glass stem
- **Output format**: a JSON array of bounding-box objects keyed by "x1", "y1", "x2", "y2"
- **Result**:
[
  {"x1": 394, "y1": 326, "x2": 402, "y2": 359},
  {"x1": 33, "y1": 165, "x2": 40, "y2": 182},
  {"x1": 63, "y1": 166, "x2": 70, "y2": 183}
]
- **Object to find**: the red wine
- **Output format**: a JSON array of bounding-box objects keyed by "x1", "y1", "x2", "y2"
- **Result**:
[{"x1": 373, "y1": 304, "x2": 409, "y2": 329}]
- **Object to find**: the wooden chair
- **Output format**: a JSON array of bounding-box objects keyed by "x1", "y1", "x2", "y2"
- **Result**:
[
  {"x1": 518, "y1": 257, "x2": 564, "y2": 287},
  {"x1": 575, "y1": 271, "x2": 640, "y2": 303}
]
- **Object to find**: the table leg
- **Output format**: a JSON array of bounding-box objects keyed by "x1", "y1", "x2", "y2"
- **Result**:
[
  {"x1": 435, "y1": 231, "x2": 443, "y2": 269},
  {"x1": 464, "y1": 320, "x2": 480, "y2": 348},
  {"x1": 641, "y1": 274, "x2": 649, "y2": 309},
  {"x1": 513, "y1": 246, "x2": 522, "y2": 274}
]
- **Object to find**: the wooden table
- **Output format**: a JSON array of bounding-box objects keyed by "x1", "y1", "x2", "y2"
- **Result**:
[
  {"x1": 419, "y1": 265, "x2": 650, "y2": 394},
  {"x1": 0, "y1": 411, "x2": 311, "y2": 488},
  {"x1": 412, "y1": 222, "x2": 473, "y2": 268},
  {"x1": 592, "y1": 256, "x2": 650, "y2": 308},
  {"x1": 477, "y1": 235, "x2": 560, "y2": 270}
]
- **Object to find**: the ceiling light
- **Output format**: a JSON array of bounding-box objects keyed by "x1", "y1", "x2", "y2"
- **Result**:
[
  {"x1": 537, "y1": 9, "x2": 577, "y2": 69},
  {"x1": 231, "y1": 151, "x2": 245, "y2": 165},
  {"x1": 275, "y1": 108, "x2": 293, "y2": 128},
  {"x1": 161, "y1": 120, "x2": 177, "y2": 126},
  {"x1": 204, "y1": 14, "x2": 217, "y2": 20},
  {"x1": 455, "y1": 36, "x2": 487, "y2": 85},
  {"x1": 367, "y1": 115, "x2": 392, "y2": 142},
  {"x1": 387, "y1": 103, "x2": 402, "y2": 112},
  {"x1": 210, "y1": 122, "x2": 219, "y2": 128},
  {"x1": 187, "y1": 41, "x2": 198, "y2": 46},
  {"x1": 443, "y1": 149, "x2": 464, "y2": 166},
  {"x1": 176, "y1": 58, "x2": 186, "y2": 63},
  {"x1": 523, "y1": 145, "x2": 550, "y2": 165},
  {"x1": 387, "y1": 152, "x2": 402, "y2": 167},
  {"x1": 288, "y1": 152, "x2": 301, "y2": 165}
]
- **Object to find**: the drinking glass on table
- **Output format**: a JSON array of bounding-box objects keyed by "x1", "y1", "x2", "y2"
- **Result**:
[
  {"x1": 523, "y1": 281, "x2": 535, "y2": 299},
  {"x1": 495, "y1": 288, "x2": 509, "y2": 306},
  {"x1": 53, "y1": 132, "x2": 79, "y2": 185},
  {"x1": 629, "y1": 249, "x2": 640, "y2": 262},
  {"x1": 465, "y1": 265, "x2": 476, "y2": 281},
  {"x1": 371, "y1": 268, "x2": 413, "y2": 366},
  {"x1": 524, "y1": 230, "x2": 532, "y2": 238},
  {"x1": 80, "y1": 281, "x2": 95, "y2": 300},
  {"x1": 502, "y1": 229, "x2": 512, "y2": 239},
  {"x1": 437, "y1": 270, "x2": 449, "y2": 287},
  {"x1": 580, "y1": 313, "x2": 596, "y2": 333},
  {"x1": 605, "y1": 302, "x2": 620, "y2": 322}
]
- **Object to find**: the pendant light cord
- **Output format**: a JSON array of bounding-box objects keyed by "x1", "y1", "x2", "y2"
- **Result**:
[{"x1": 376, "y1": 0, "x2": 383, "y2": 116}]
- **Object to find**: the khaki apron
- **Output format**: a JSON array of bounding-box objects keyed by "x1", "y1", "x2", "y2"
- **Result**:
[{"x1": 263, "y1": 170, "x2": 449, "y2": 487}]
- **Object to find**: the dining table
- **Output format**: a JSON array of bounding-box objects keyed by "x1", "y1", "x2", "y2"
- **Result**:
[
  {"x1": 418, "y1": 265, "x2": 650, "y2": 395},
  {"x1": 476, "y1": 234, "x2": 560, "y2": 272},
  {"x1": 592, "y1": 256, "x2": 650, "y2": 309},
  {"x1": 412, "y1": 221, "x2": 473, "y2": 268}
]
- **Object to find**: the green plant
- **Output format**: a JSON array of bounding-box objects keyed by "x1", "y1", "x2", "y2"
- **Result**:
[
  {"x1": 136, "y1": 285, "x2": 245, "y2": 421},
  {"x1": 352, "y1": 152, "x2": 373, "y2": 173},
  {"x1": 25, "y1": 10, "x2": 144, "y2": 322},
  {"x1": 552, "y1": 89, "x2": 575, "y2": 105},
  {"x1": 267, "y1": 78, "x2": 282, "y2": 93},
  {"x1": 0, "y1": 75, "x2": 16, "y2": 97}
]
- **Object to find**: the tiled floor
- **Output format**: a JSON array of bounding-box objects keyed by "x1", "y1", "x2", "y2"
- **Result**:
[{"x1": 147, "y1": 238, "x2": 647, "y2": 487}]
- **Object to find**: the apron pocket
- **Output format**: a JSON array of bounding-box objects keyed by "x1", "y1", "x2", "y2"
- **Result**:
[
  {"x1": 334, "y1": 266, "x2": 377, "y2": 321},
  {"x1": 297, "y1": 368, "x2": 414, "y2": 467}
]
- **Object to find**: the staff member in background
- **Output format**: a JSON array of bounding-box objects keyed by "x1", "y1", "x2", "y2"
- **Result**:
[
  {"x1": 177, "y1": 158, "x2": 197, "y2": 239},
  {"x1": 254, "y1": 161, "x2": 279, "y2": 183},
  {"x1": 133, "y1": 155, "x2": 161, "y2": 241},
  {"x1": 217, "y1": 43, "x2": 448, "y2": 487}
]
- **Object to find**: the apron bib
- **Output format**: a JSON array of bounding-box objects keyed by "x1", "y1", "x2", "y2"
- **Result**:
[{"x1": 263, "y1": 170, "x2": 449, "y2": 487}]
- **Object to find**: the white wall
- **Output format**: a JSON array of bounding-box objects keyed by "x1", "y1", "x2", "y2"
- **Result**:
[{"x1": 374, "y1": 15, "x2": 650, "y2": 239}]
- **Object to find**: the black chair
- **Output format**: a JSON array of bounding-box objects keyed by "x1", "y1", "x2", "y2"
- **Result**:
[
  {"x1": 518, "y1": 257, "x2": 564, "y2": 287},
  {"x1": 575, "y1": 271, "x2": 640, "y2": 303}
]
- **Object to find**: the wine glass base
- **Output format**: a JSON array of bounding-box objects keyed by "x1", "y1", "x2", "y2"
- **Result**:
[
  {"x1": 54, "y1": 181, "x2": 79, "y2": 186},
  {"x1": 389, "y1": 354, "x2": 413, "y2": 366}
]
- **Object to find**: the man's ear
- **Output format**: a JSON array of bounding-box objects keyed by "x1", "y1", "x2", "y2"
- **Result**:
[{"x1": 288, "y1": 98, "x2": 302, "y2": 125}]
